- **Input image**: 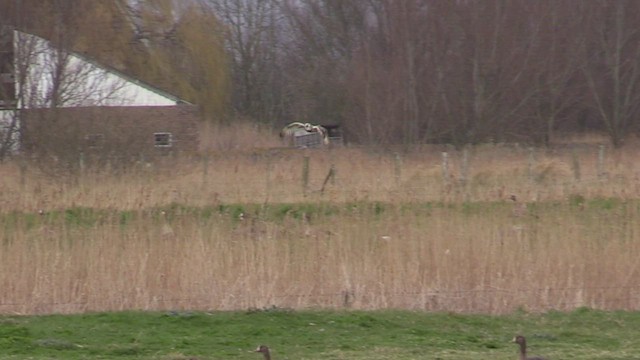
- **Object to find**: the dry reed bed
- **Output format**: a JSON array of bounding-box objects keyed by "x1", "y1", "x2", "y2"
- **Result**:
[
  {"x1": 1, "y1": 202, "x2": 640, "y2": 315},
  {"x1": 3, "y1": 144, "x2": 640, "y2": 315},
  {"x1": 2, "y1": 144, "x2": 640, "y2": 212}
]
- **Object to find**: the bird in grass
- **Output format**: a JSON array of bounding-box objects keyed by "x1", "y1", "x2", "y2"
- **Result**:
[
  {"x1": 513, "y1": 335, "x2": 547, "y2": 360},
  {"x1": 255, "y1": 345, "x2": 272, "y2": 360},
  {"x1": 510, "y1": 194, "x2": 529, "y2": 217}
]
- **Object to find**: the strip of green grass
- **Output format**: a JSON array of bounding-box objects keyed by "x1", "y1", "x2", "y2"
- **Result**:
[
  {"x1": 1, "y1": 308, "x2": 639, "y2": 359},
  {"x1": 1, "y1": 197, "x2": 634, "y2": 229}
]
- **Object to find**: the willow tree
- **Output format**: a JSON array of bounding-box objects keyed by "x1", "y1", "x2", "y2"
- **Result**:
[
  {"x1": 121, "y1": 0, "x2": 230, "y2": 120},
  {"x1": 8, "y1": 0, "x2": 230, "y2": 121},
  {"x1": 173, "y1": 6, "x2": 230, "y2": 120},
  {"x1": 201, "y1": 0, "x2": 285, "y2": 124},
  {"x1": 82, "y1": 1, "x2": 230, "y2": 120}
]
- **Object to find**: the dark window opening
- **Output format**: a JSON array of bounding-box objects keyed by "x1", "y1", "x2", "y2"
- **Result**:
[{"x1": 154, "y1": 132, "x2": 172, "y2": 147}]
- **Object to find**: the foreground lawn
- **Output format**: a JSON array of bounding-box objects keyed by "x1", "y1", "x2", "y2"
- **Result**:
[{"x1": 0, "y1": 308, "x2": 639, "y2": 359}]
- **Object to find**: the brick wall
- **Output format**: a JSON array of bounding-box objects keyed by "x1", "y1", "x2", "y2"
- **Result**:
[{"x1": 21, "y1": 105, "x2": 200, "y2": 162}]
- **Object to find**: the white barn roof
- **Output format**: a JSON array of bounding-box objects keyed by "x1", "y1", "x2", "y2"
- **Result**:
[{"x1": 12, "y1": 30, "x2": 191, "y2": 108}]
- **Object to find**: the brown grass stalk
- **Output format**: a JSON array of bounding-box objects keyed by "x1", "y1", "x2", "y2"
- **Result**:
[
  {"x1": 2, "y1": 141, "x2": 640, "y2": 212},
  {"x1": 1, "y1": 203, "x2": 639, "y2": 315},
  {"x1": 3, "y1": 131, "x2": 640, "y2": 315}
]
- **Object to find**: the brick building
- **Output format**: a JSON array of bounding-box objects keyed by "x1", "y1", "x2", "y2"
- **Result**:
[
  {"x1": 21, "y1": 105, "x2": 199, "y2": 161},
  {"x1": 0, "y1": 30, "x2": 202, "y2": 161}
]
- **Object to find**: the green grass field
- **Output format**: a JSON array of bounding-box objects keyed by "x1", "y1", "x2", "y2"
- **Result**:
[{"x1": 1, "y1": 309, "x2": 639, "y2": 359}]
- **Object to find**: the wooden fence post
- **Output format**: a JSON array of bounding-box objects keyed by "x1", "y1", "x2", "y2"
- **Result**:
[
  {"x1": 302, "y1": 155, "x2": 310, "y2": 197},
  {"x1": 320, "y1": 163, "x2": 335, "y2": 194},
  {"x1": 571, "y1": 149, "x2": 581, "y2": 181},
  {"x1": 598, "y1": 145, "x2": 606, "y2": 180},
  {"x1": 265, "y1": 155, "x2": 273, "y2": 202},
  {"x1": 527, "y1": 147, "x2": 535, "y2": 182},
  {"x1": 79, "y1": 152, "x2": 85, "y2": 172},
  {"x1": 459, "y1": 147, "x2": 469, "y2": 185},
  {"x1": 19, "y1": 157, "x2": 26, "y2": 189},
  {"x1": 441, "y1": 152, "x2": 449, "y2": 184},
  {"x1": 394, "y1": 152, "x2": 402, "y2": 186},
  {"x1": 201, "y1": 153, "x2": 209, "y2": 188}
]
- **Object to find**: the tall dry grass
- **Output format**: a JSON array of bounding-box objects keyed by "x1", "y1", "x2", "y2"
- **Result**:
[
  {"x1": 3, "y1": 139, "x2": 640, "y2": 212},
  {"x1": 1, "y1": 202, "x2": 640, "y2": 315},
  {"x1": 3, "y1": 129, "x2": 640, "y2": 315}
]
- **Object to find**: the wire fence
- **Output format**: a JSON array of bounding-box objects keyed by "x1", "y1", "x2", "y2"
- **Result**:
[
  {"x1": 3, "y1": 285, "x2": 640, "y2": 315},
  {"x1": 6, "y1": 142, "x2": 640, "y2": 211},
  {"x1": 3, "y1": 143, "x2": 640, "y2": 315}
]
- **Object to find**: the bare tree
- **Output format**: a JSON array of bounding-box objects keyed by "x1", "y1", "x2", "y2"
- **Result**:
[
  {"x1": 527, "y1": 1, "x2": 584, "y2": 146},
  {"x1": 581, "y1": 0, "x2": 640, "y2": 147},
  {"x1": 346, "y1": 1, "x2": 545, "y2": 145},
  {"x1": 0, "y1": 25, "x2": 16, "y2": 160},
  {"x1": 281, "y1": 0, "x2": 370, "y2": 128},
  {"x1": 15, "y1": 32, "x2": 128, "y2": 108},
  {"x1": 344, "y1": 0, "x2": 431, "y2": 145},
  {"x1": 277, "y1": 0, "x2": 640, "y2": 146},
  {"x1": 200, "y1": 0, "x2": 284, "y2": 123}
]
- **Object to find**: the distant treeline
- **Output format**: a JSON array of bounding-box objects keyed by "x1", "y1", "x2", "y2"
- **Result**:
[{"x1": 3, "y1": 1, "x2": 640, "y2": 147}]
